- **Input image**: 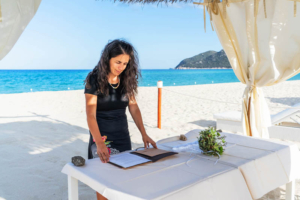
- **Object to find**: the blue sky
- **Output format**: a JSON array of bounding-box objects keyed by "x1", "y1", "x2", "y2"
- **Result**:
[{"x1": 1, "y1": 0, "x2": 222, "y2": 69}]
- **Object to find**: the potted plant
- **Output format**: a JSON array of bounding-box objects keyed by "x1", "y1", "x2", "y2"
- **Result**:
[{"x1": 198, "y1": 127, "x2": 226, "y2": 157}]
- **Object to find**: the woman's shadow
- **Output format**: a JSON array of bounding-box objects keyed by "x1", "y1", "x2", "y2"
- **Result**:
[{"x1": 0, "y1": 119, "x2": 95, "y2": 200}]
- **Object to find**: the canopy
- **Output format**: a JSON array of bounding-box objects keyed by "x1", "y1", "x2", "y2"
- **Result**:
[{"x1": 0, "y1": 0, "x2": 42, "y2": 60}]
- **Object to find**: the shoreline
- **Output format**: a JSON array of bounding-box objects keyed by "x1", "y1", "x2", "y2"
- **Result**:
[
  {"x1": 2, "y1": 79, "x2": 300, "y2": 95},
  {"x1": 174, "y1": 67, "x2": 231, "y2": 69}
]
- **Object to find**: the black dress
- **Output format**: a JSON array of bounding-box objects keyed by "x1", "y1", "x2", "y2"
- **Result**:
[{"x1": 84, "y1": 75, "x2": 132, "y2": 159}]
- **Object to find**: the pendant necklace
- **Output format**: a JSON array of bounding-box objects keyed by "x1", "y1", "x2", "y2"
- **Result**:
[{"x1": 108, "y1": 77, "x2": 120, "y2": 89}]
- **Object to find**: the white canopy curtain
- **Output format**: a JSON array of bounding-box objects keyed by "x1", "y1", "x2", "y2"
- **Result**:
[
  {"x1": 0, "y1": 0, "x2": 42, "y2": 60},
  {"x1": 196, "y1": 0, "x2": 300, "y2": 138}
]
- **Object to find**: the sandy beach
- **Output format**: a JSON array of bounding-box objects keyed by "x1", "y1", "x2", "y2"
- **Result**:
[{"x1": 1, "y1": 81, "x2": 300, "y2": 200}]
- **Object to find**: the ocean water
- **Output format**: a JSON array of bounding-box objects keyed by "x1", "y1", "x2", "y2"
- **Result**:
[{"x1": 0, "y1": 69, "x2": 300, "y2": 94}]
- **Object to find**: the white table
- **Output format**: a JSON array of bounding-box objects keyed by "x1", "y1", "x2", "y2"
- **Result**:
[{"x1": 62, "y1": 129, "x2": 300, "y2": 200}]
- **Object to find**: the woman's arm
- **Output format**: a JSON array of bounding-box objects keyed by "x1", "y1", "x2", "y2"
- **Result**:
[
  {"x1": 128, "y1": 95, "x2": 157, "y2": 149},
  {"x1": 85, "y1": 94, "x2": 110, "y2": 163}
]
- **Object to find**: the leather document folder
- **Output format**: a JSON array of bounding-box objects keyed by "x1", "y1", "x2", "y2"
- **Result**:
[
  {"x1": 108, "y1": 148, "x2": 178, "y2": 169},
  {"x1": 130, "y1": 148, "x2": 178, "y2": 162}
]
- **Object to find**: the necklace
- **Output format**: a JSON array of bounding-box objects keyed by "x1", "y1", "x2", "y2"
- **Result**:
[{"x1": 108, "y1": 77, "x2": 120, "y2": 89}]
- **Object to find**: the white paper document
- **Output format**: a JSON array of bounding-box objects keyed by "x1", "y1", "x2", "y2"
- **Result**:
[
  {"x1": 162, "y1": 140, "x2": 196, "y2": 148},
  {"x1": 109, "y1": 152, "x2": 151, "y2": 168}
]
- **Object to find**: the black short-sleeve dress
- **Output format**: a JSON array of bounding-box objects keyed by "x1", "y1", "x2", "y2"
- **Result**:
[{"x1": 84, "y1": 75, "x2": 132, "y2": 159}]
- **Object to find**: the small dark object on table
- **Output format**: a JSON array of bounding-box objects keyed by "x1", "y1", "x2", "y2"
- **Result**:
[
  {"x1": 179, "y1": 134, "x2": 187, "y2": 141},
  {"x1": 72, "y1": 156, "x2": 85, "y2": 166}
]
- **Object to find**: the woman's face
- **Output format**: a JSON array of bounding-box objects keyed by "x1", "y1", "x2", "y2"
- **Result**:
[{"x1": 109, "y1": 54, "x2": 130, "y2": 76}]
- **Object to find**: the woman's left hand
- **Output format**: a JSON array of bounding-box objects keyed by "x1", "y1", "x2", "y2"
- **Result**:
[{"x1": 142, "y1": 134, "x2": 157, "y2": 149}]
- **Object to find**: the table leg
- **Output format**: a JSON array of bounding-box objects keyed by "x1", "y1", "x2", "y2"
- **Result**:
[
  {"x1": 68, "y1": 175, "x2": 79, "y2": 200},
  {"x1": 286, "y1": 180, "x2": 295, "y2": 200}
]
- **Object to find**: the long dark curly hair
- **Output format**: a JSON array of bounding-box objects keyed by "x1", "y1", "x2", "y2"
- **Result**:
[{"x1": 84, "y1": 39, "x2": 140, "y2": 97}]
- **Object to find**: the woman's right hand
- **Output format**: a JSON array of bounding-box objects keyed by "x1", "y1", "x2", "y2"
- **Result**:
[{"x1": 96, "y1": 142, "x2": 110, "y2": 163}]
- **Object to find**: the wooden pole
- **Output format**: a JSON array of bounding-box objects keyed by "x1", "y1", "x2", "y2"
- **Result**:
[
  {"x1": 157, "y1": 81, "x2": 163, "y2": 129},
  {"x1": 247, "y1": 97, "x2": 252, "y2": 137}
]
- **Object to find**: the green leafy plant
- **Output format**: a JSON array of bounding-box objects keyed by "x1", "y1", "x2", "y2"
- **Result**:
[{"x1": 198, "y1": 127, "x2": 226, "y2": 157}]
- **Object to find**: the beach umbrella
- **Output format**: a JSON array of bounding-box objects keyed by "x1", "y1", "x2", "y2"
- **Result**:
[
  {"x1": 0, "y1": 0, "x2": 42, "y2": 60},
  {"x1": 118, "y1": 0, "x2": 300, "y2": 138}
]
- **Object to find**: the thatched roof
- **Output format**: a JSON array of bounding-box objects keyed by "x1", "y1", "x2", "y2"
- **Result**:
[{"x1": 114, "y1": 0, "x2": 299, "y2": 31}]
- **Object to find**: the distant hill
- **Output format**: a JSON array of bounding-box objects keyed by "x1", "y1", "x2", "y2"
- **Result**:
[{"x1": 175, "y1": 50, "x2": 231, "y2": 69}]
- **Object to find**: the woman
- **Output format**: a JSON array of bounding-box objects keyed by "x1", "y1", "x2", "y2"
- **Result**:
[{"x1": 84, "y1": 39, "x2": 157, "y2": 200}]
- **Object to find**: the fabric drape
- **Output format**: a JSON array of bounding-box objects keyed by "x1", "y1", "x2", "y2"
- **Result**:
[
  {"x1": 0, "y1": 0, "x2": 41, "y2": 60},
  {"x1": 211, "y1": 0, "x2": 300, "y2": 138}
]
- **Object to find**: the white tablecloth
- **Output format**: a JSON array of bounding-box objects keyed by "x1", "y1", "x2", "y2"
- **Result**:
[{"x1": 61, "y1": 129, "x2": 300, "y2": 200}]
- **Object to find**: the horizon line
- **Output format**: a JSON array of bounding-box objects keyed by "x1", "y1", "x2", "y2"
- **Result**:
[{"x1": 0, "y1": 68, "x2": 172, "y2": 70}]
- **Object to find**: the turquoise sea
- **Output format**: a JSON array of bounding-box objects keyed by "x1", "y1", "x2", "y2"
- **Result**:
[{"x1": 1, "y1": 69, "x2": 300, "y2": 94}]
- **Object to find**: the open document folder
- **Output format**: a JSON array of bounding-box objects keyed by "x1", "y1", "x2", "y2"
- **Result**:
[{"x1": 108, "y1": 148, "x2": 178, "y2": 168}]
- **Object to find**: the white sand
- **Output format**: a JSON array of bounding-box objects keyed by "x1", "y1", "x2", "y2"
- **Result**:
[{"x1": 0, "y1": 81, "x2": 300, "y2": 200}]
